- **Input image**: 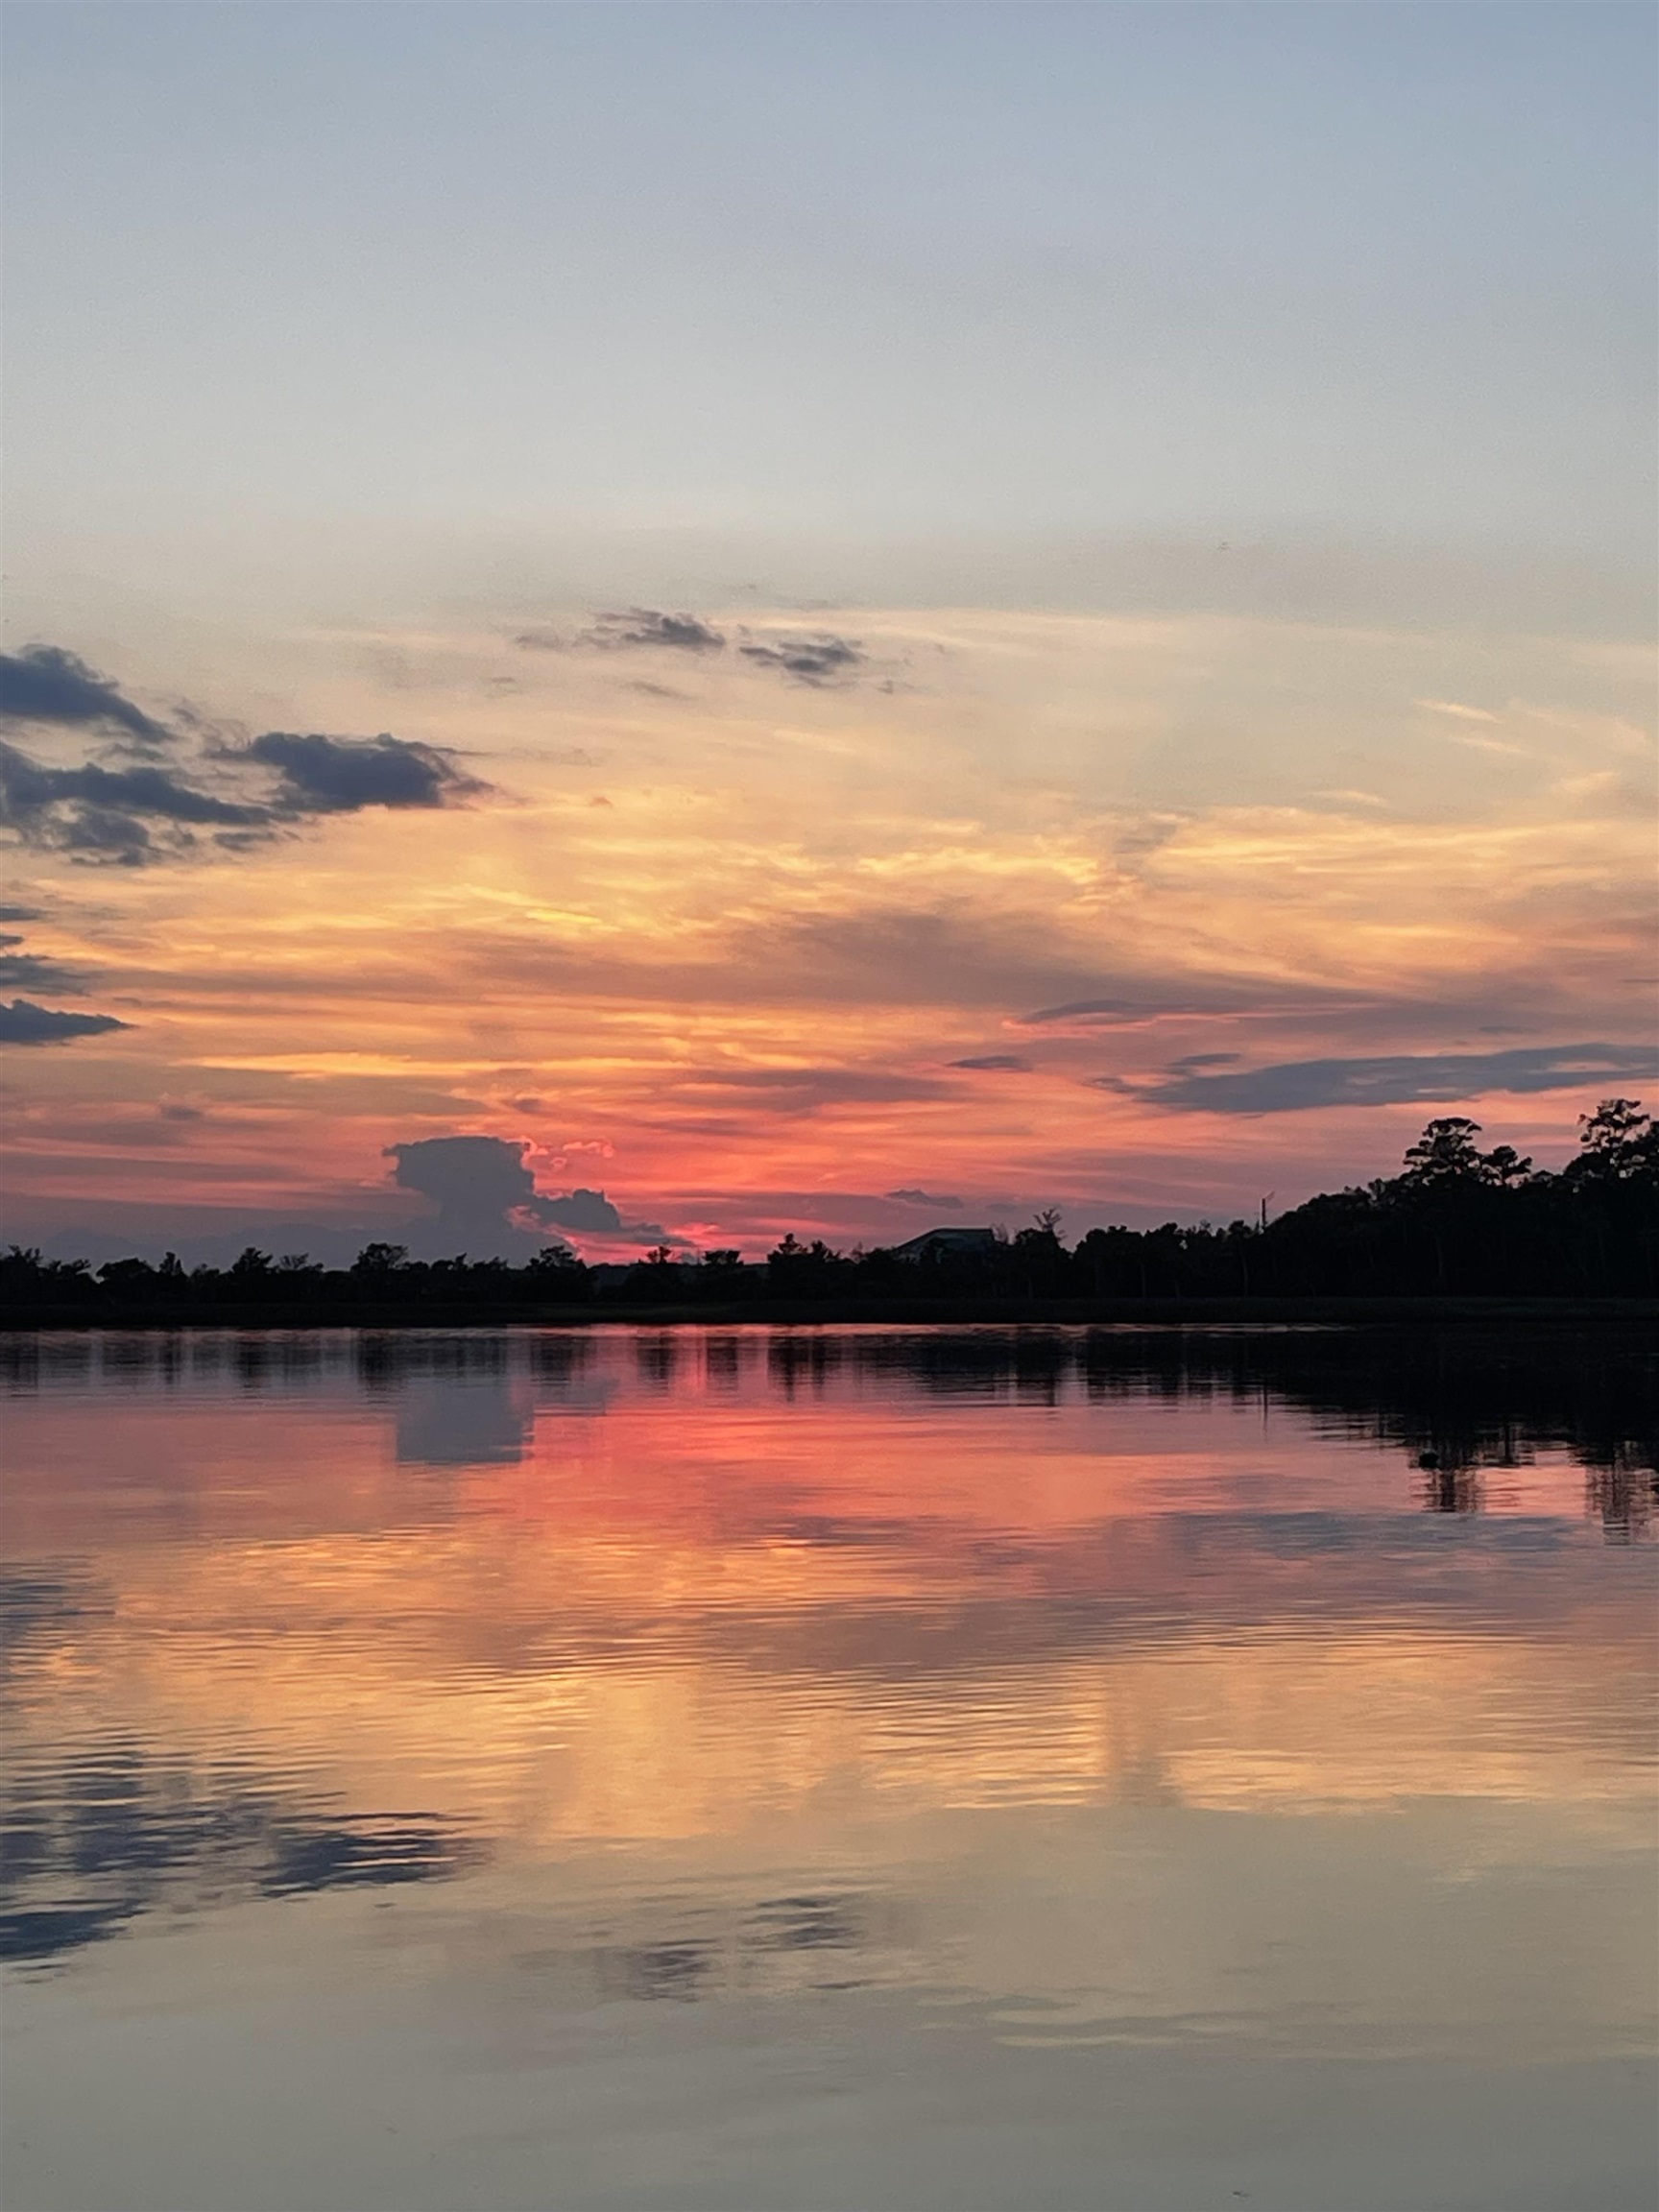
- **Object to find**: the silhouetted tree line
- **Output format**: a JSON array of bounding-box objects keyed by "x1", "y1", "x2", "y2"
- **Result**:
[{"x1": 5, "y1": 1099, "x2": 1656, "y2": 1327}]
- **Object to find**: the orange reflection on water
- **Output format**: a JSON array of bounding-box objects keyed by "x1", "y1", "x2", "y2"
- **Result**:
[{"x1": 7, "y1": 1333, "x2": 1651, "y2": 1852}]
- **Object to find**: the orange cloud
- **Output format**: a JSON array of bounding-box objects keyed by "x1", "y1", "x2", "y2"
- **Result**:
[{"x1": 3, "y1": 607, "x2": 1651, "y2": 1254}]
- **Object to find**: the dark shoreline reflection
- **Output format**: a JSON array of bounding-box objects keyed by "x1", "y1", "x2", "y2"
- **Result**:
[{"x1": 4, "y1": 1321, "x2": 1651, "y2": 1530}]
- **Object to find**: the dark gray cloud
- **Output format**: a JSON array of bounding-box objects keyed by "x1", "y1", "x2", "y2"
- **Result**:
[
  {"x1": 0, "y1": 905, "x2": 44, "y2": 923},
  {"x1": 886, "y1": 1189, "x2": 965, "y2": 1210},
  {"x1": 0, "y1": 645, "x2": 168, "y2": 745},
  {"x1": 0, "y1": 742, "x2": 266, "y2": 829},
  {"x1": 0, "y1": 737, "x2": 271, "y2": 867},
  {"x1": 950, "y1": 1054, "x2": 1032, "y2": 1071},
  {"x1": 537, "y1": 1187, "x2": 622, "y2": 1232},
  {"x1": 1107, "y1": 1042, "x2": 1659, "y2": 1115},
  {"x1": 0, "y1": 941, "x2": 93, "y2": 995},
  {"x1": 582, "y1": 608, "x2": 726, "y2": 653},
  {"x1": 0, "y1": 647, "x2": 487, "y2": 866},
  {"x1": 53, "y1": 806, "x2": 157, "y2": 864},
  {"x1": 736, "y1": 632, "x2": 865, "y2": 686},
  {"x1": 536, "y1": 1187, "x2": 673, "y2": 1243},
  {"x1": 245, "y1": 731, "x2": 483, "y2": 813},
  {"x1": 0, "y1": 998, "x2": 131, "y2": 1046},
  {"x1": 517, "y1": 612, "x2": 872, "y2": 687}
]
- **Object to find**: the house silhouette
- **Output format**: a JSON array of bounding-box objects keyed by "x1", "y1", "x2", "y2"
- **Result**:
[{"x1": 888, "y1": 1227, "x2": 998, "y2": 1263}]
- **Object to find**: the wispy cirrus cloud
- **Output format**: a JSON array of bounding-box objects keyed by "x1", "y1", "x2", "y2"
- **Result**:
[
  {"x1": 683, "y1": 1066, "x2": 951, "y2": 1114},
  {"x1": 1022, "y1": 991, "x2": 1340, "y2": 1028},
  {"x1": 1100, "y1": 1043, "x2": 1659, "y2": 1115},
  {"x1": 1413, "y1": 698, "x2": 1498, "y2": 723}
]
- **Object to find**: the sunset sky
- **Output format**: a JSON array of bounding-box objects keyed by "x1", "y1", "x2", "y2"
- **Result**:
[{"x1": 3, "y1": 2, "x2": 1654, "y2": 1262}]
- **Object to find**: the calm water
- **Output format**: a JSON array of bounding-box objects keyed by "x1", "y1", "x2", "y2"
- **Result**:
[{"x1": 3, "y1": 1324, "x2": 1655, "y2": 2212}]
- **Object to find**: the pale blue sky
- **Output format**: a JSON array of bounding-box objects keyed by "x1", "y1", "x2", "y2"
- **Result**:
[{"x1": 7, "y1": 1, "x2": 1654, "y2": 578}]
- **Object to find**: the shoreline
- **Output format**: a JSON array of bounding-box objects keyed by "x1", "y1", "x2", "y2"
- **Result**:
[{"x1": 7, "y1": 1295, "x2": 1656, "y2": 1334}]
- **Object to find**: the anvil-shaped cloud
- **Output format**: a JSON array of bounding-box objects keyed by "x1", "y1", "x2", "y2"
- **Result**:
[{"x1": 387, "y1": 1137, "x2": 667, "y2": 1256}]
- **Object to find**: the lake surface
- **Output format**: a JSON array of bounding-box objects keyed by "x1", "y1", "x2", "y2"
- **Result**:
[{"x1": 3, "y1": 1323, "x2": 1655, "y2": 2212}]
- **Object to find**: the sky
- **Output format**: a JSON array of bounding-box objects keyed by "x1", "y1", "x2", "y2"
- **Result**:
[{"x1": 2, "y1": 1, "x2": 1654, "y2": 1262}]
